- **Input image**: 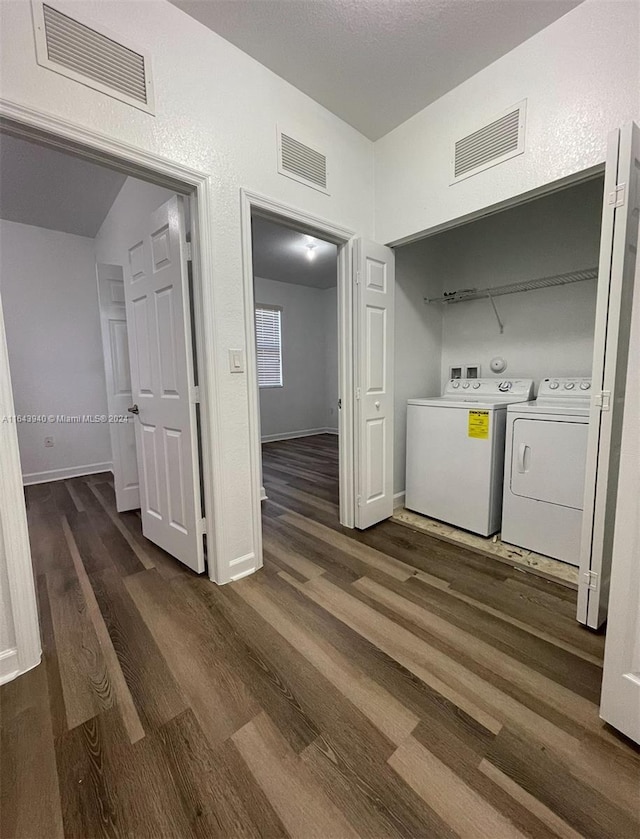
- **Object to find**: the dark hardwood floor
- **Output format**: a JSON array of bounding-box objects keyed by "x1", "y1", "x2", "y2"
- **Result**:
[{"x1": 2, "y1": 433, "x2": 639, "y2": 838}]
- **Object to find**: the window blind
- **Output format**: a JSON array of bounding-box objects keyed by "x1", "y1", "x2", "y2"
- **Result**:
[{"x1": 255, "y1": 305, "x2": 283, "y2": 387}]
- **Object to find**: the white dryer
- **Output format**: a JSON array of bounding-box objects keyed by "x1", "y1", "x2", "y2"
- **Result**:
[
  {"x1": 405, "y1": 379, "x2": 534, "y2": 537},
  {"x1": 501, "y1": 377, "x2": 591, "y2": 565}
]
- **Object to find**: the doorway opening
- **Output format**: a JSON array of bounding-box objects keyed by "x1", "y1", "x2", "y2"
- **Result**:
[
  {"x1": 0, "y1": 129, "x2": 209, "y2": 580},
  {"x1": 250, "y1": 213, "x2": 341, "y2": 532},
  {"x1": 393, "y1": 173, "x2": 605, "y2": 588}
]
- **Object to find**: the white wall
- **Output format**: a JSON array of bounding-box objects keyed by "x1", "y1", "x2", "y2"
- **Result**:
[
  {"x1": 439, "y1": 177, "x2": 603, "y2": 386},
  {"x1": 0, "y1": 0, "x2": 375, "y2": 576},
  {"x1": 255, "y1": 277, "x2": 337, "y2": 439},
  {"x1": 375, "y1": 0, "x2": 639, "y2": 245},
  {"x1": 0, "y1": 219, "x2": 111, "y2": 483},
  {"x1": 393, "y1": 238, "x2": 444, "y2": 495}
]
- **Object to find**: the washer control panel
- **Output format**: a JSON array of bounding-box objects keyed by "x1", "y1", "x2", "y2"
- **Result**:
[
  {"x1": 538, "y1": 377, "x2": 592, "y2": 399},
  {"x1": 445, "y1": 379, "x2": 534, "y2": 399}
]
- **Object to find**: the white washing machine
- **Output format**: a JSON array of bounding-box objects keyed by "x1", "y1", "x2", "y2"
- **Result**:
[
  {"x1": 405, "y1": 379, "x2": 534, "y2": 536},
  {"x1": 501, "y1": 377, "x2": 591, "y2": 565}
]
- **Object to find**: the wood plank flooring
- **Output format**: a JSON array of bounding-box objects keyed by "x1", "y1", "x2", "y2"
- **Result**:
[{"x1": 2, "y1": 433, "x2": 639, "y2": 838}]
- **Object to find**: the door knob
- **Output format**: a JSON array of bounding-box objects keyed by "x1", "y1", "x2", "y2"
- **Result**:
[
  {"x1": 375, "y1": 401, "x2": 380, "y2": 410},
  {"x1": 128, "y1": 404, "x2": 139, "y2": 415}
]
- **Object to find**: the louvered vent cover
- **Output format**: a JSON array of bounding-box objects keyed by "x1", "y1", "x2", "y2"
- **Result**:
[
  {"x1": 278, "y1": 129, "x2": 328, "y2": 193},
  {"x1": 452, "y1": 101, "x2": 526, "y2": 183},
  {"x1": 33, "y1": 3, "x2": 154, "y2": 113}
]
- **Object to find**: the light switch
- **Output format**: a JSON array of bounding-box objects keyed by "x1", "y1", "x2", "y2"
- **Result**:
[{"x1": 229, "y1": 349, "x2": 244, "y2": 373}]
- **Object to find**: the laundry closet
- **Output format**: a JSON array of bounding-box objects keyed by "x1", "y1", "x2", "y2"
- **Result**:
[{"x1": 393, "y1": 176, "x2": 605, "y2": 596}]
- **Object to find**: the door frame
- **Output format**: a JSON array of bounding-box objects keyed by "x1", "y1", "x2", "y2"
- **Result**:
[
  {"x1": 239, "y1": 189, "x2": 356, "y2": 534},
  {"x1": 0, "y1": 99, "x2": 224, "y2": 584}
]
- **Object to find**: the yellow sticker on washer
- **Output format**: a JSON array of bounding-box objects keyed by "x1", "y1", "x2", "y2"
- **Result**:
[{"x1": 468, "y1": 410, "x2": 490, "y2": 439}]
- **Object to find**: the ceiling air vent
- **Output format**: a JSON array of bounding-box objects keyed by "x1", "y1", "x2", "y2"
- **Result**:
[
  {"x1": 32, "y1": 2, "x2": 154, "y2": 114},
  {"x1": 277, "y1": 127, "x2": 329, "y2": 194},
  {"x1": 452, "y1": 100, "x2": 526, "y2": 184}
]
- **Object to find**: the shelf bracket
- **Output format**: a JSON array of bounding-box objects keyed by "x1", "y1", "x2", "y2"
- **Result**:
[{"x1": 487, "y1": 292, "x2": 504, "y2": 334}]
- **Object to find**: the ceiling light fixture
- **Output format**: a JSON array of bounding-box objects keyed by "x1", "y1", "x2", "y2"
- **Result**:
[{"x1": 305, "y1": 241, "x2": 317, "y2": 261}]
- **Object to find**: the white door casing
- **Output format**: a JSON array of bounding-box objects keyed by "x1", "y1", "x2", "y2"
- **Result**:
[
  {"x1": 124, "y1": 195, "x2": 204, "y2": 573},
  {"x1": 599, "y1": 217, "x2": 640, "y2": 744},
  {"x1": 354, "y1": 238, "x2": 395, "y2": 529},
  {"x1": 96, "y1": 264, "x2": 140, "y2": 512},
  {"x1": 578, "y1": 122, "x2": 640, "y2": 629}
]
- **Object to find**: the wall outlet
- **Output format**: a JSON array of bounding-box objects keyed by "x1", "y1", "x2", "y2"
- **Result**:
[{"x1": 44, "y1": 436, "x2": 54, "y2": 448}]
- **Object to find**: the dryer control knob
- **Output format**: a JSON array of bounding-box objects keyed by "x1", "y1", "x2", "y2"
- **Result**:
[
  {"x1": 564, "y1": 382, "x2": 575, "y2": 390},
  {"x1": 462, "y1": 382, "x2": 470, "y2": 389},
  {"x1": 580, "y1": 382, "x2": 591, "y2": 390},
  {"x1": 549, "y1": 381, "x2": 560, "y2": 390},
  {"x1": 452, "y1": 381, "x2": 460, "y2": 388},
  {"x1": 472, "y1": 382, "x2": 481, "y2": 389}
]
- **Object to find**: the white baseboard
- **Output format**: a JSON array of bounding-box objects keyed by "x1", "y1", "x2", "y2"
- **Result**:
[
  {"x1": 22, "y1": 461, "x2": 113, "y2": 486},
  {"x1": 393, "y1": 490, "x2": 406, "y2": 509},
  {"x1": 261, "y1": 427, "x2": 338, "y2": 443}
]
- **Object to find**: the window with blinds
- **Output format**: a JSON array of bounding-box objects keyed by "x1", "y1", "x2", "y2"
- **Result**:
[{"x1": 255, "y1": 305, "x2": 283, "y2": 388}]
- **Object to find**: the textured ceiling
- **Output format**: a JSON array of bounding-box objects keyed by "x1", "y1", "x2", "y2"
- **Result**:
[
  {"x1": 0, "y1": 133, "x2": 127, "y2": 237},
  {"x1": 169, "y1": 0, "x2": 583, "y2": 140},
  {"x1": 252, "y1": 215, "x2": 337, "y2": 289}
]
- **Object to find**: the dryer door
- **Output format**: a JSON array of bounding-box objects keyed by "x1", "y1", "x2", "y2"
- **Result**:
[{"x1": 510, "y1": 419, "x2": 588, "y2": 509}]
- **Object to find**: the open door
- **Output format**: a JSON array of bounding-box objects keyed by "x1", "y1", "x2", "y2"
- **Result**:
[
  {"x1": 578, "y1": 121, "x2": 640, "y2": 628},
  {"x1": 599, "y1": 246, "x2": 640, "y2": 744},
  {"x1": 124, "y1": 195, "x2": 205, "y2": 573},
  {"x1": 96, "y1": 263, "x2": 140, "y2": 513},
  {"x1": 354, "y1": 238, "x2": 395, "y2": 529}
]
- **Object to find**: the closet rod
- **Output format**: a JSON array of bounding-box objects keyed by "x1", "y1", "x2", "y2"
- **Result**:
[{"x1": 424, "y1": 266, "x2": 598, "y2": 305}]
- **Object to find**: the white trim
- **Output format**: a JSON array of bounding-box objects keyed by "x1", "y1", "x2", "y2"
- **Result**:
[
  {"x1": 23, "y1": 461, "x2": 113, "y2": 486},
  {"x1": 0, "y1": 291, "x2": 42, "y2": 684},
  {"x1": 261, "y1": 427, "x2": 338, "y2": 443},
  {"x1": 393, "y1": 491, "x2": 406, "y2": 509},
  {"x1": 0, "y1": 98, "x2": 226, "y2": 586},
  {"x1": 240, "y1": 189, "x2": 356, "y2": 536}
]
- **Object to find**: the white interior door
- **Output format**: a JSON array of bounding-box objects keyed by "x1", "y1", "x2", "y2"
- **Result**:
[
  {"x1": 97, "y1": 263, "x2": 140, "y2": 512},
  {"x1": 354, "y1": 238, "x2": 394, "y2": 529},
  {"x1": 578, "y1": 121, "x2": 640, "y2": 628},
  {"x1": 124, "y1": 195, "x2": 204, "y2": 573},
  {"x1": 599, "y1": 235, "x2": 640, "y2": 744}
]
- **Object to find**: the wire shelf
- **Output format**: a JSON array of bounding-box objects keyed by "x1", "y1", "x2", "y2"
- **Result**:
[{"x1": 424, "y1": 267, "x2": 598, "y2": 305}]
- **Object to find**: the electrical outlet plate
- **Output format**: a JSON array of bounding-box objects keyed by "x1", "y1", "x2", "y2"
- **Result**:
[
  {"x1": 465, "y1": 363, "x2": 481, "y2": 379},
  {"x1": 450, "y1": 365, "x2": 463, "y2": 380}
]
